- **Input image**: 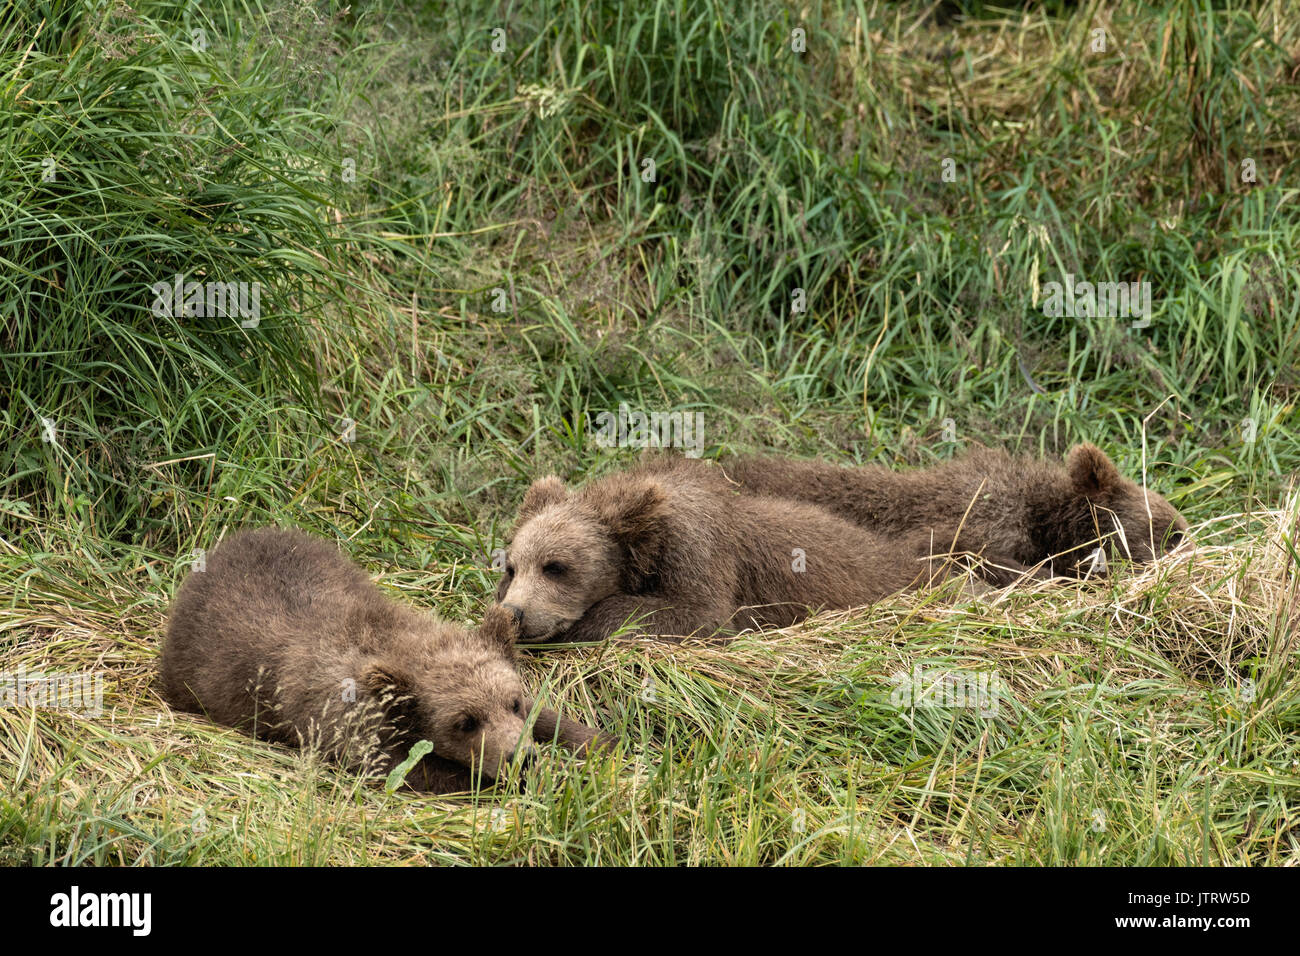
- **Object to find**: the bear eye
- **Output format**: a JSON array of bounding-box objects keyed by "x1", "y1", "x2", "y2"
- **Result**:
[
  {"x1": 512, "y1": 698, "x2": 523, "y2": 715},
  {"x1": 505, "y1": 564, "x2": 515, "y2": 578},
  {"x1": 456, "y1": 715, "x2": 480, "y2": 734},
  {"x1": 542, "y1": 561, "x2": 567, "y2": 577}
]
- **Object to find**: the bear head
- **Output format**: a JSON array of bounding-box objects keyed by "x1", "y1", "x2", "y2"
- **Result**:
[
  {"x1": 1064, "y1": 443, "x2": 1189, "y2": 568},
  {"x1": 496, "y1": 472, "x2": 669, "y2": 642},
  {"x1": 362, "y1": 604, "x2": 538, "y2": 780}
]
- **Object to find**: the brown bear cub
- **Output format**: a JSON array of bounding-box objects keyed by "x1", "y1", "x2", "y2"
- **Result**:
[
  {"x1": 712, "y1": 444, "x2": 1188, "y2": 585},
  {"x1": 495, "y1": 459, "x2": 957, "y2": 644},
  {"x1": 161, "y1": 527, "x2": 612, "y2": 793}
]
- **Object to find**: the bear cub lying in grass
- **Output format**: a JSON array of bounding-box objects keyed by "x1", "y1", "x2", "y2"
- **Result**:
[
  {"x1": 161, "y1": 527, "x2": 611, "y2": 793},
  {"x1": 716, "y1": 443, "x2": 1188, "y2": 585},
  {"x1": 495, "y1": 458, "x2": 957, "y2": 644}
]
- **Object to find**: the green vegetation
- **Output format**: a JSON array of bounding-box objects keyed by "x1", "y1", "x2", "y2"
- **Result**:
[{"x1": 1, "y1": 0, "x2": 1297, "y2": 865}]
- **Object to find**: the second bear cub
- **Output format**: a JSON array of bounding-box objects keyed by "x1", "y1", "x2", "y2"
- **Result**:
[
  {"x1": 496, "y1": 459, "x2": 951, "y2": 643},
  {"x1": 161, "y1": 527, "x2": 611, "y2": 793},
  {"x1": 715, "y1": 443, "x2": 1188, "y2": 583}
]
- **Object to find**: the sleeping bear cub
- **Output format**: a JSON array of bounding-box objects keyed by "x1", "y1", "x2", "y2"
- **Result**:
[
  {"x1": 161, "y1": 527, "x2": 611, "y2": 793},
  {"x1": 495, "y1": 458, "x2": 957, "y2": 644},
  {"x1": 716, "y1": 443, "x2": 1189, "y2": 584}
]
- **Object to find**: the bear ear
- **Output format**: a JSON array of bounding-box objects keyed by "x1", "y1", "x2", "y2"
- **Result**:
[
  {"x1": 1067, "y1": 443, "x2": 1122, "y2": 497},
  {"x1": 518, "y1": 475, "x2": 567, "y2": 522},
  {"x1": 591, "y1": 475, "x2": 669, "y2": 544},
  {"x1": 590, "y1": 476, "x2": 670, "y2": 589},
  {"x1": 363, "y1": 661, "x2": 420, "y2": 722},
  {"x1": 475, "y1": 603, "x2": 520, "y2": 658}
]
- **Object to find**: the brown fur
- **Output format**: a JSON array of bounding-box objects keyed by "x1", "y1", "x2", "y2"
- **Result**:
[
  {"x1": 160, "y1": 527, "x2": 612, "y2": 793},
  {"x1": 496, "y1": 460, "x2": 957, "y2": 643},
  {"x1": 706, "y1": 444, "x2": 1188, "y2": 584}
]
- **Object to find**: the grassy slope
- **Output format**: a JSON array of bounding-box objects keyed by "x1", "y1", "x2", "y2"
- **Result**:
[{"x1": 1, "y1": 0, "x2": 1298, "y2": 864}]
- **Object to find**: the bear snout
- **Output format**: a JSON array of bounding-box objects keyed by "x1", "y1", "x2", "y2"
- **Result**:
[{"x1": 501, "y1": 603, "x2": 525, "y2": 626}]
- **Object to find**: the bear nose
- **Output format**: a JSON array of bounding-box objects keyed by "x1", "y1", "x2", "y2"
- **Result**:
[
  {"x1": 502, "y1": 603, "x2": 524, "y2": 626},
  {"x1": 510, "y1": 744, "x2": 537, "y2": 769}
]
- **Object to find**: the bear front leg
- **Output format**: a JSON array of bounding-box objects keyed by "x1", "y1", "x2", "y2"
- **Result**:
[
  {"x1": 974, "y1": 553, "x2": 1053, "y2": 587},
  {"x1": 531, "y1": 705, "x2": 618, "y2": 754},
  {"x1": 913, "y1": 536, "x2": 1052, "y2": 589},
  {"x1": 401, "y1": 753, "x2": 477, "y2": 794},
  {"x1": 558, "y1": 593, "x2": 724, "y2": 643}
]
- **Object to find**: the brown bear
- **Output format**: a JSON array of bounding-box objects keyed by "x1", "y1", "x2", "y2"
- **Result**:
[
  {"x1": 495, "y1": 458, "x2": 961, "y2": 644},
  {"x1": 708, "y1": 444, "x2": 1188, "y2": 585},
  {"x1": 160, "y1": 527, "x2": 612, "y2": 793}
]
